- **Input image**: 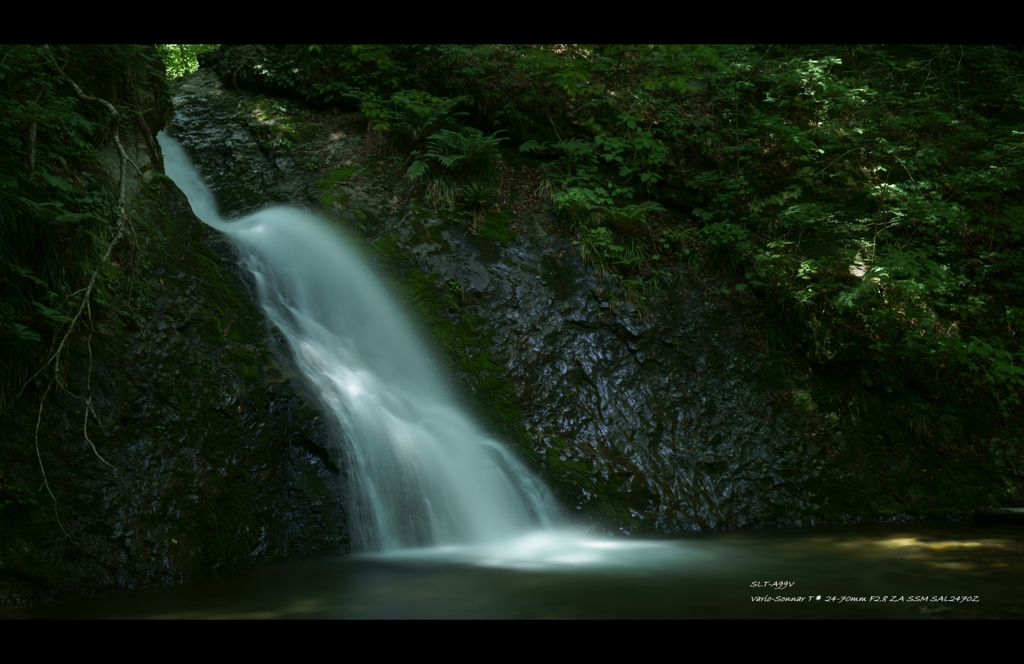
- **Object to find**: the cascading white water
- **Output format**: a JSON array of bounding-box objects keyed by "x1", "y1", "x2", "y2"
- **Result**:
[{"x1": 158, "y1": 133, "x2": 561, "y2": 551}]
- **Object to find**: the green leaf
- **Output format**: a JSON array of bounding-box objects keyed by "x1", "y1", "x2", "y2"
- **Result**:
[
  {"x1": 407, "y1": 160, "x2": 429, "y2": 180},
  {"x1": 11, "y1": 265, "x2": 46, "y2": 287},
  {"x1": 32, "y1": 301, "x2": 73, "y2": 324},
  {"x1": 41, "y1": 171, "x2": 73, "y2": 192},
  {"x1": 9, "y1": 323, "x2": 42, "y2": 343},
  {"x1": 519, "y1": 139, "x2": 549, "y2": 153}
]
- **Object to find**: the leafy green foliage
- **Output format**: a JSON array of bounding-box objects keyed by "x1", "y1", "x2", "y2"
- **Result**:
[
  {"x1": 216, "y1": 43, "x2": 1024, "y2": 419},
  {"x1": 407, "y1": 127, "x2": 507, "y2": 216},
  {"x1": 363, "y1": 90, "x2": 468, "y2": 143},
  {"x1": 680, "y1": 45, "x2": 1024, "y2": 414},
  {"x1": 408, "y1": 128, "x2": 507, "y2": 181},
  {"x1": 157, "y1": 44, "x2": 219, "y2": 80},
  {"x1": 0, "y1": 45, "x2": 171, "y2": 410}
]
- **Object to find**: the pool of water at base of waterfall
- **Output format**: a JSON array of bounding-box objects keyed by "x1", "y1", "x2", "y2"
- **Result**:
[{"x1": 20, "y1": 522, "x2": 1024, "y2": 619}]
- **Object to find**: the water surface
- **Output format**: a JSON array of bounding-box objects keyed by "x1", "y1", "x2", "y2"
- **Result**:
[{"x1": 32, "y1": 523, "x2": 1024, "y2": 619}]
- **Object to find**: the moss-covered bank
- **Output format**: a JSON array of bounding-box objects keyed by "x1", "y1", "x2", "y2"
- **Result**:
[{"x1": 0, "y1": 124, "x2": 348, "y2": 614}]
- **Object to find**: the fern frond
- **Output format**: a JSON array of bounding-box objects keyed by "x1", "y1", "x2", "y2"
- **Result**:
[{"x1": 407, "y1": 159, "x2": 429, "y2": 180}]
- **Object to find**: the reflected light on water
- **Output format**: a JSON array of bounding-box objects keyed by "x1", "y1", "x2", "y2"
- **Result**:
[
  {"x1": 825, "y1": 534, "x2": 1024, "y2": 572},
  {"x1": 366, "y1": 529, "x2": 715, "y2": 571},
  {"x1": 868, "y1": 537, "x2": 1011, "y2": 550}
]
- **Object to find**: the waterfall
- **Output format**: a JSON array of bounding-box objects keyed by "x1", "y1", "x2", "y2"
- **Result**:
[{"x1": 157, "y1": 133, "x2": 561, "y2": 552}]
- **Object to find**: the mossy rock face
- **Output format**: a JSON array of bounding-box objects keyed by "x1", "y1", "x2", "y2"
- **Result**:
[
  {"x1": 369, "y1": 236, "x2": 529, "y2": 452},
  {"x1": 479, "y1": 211, "x2": 516, "y2": 248},
  {"x1": 167, "y1": 67, "x2": 366, "y2": 219},
  {"x1": 0, "y1": 168, "x2": 348, "y2": 612},
  {"x1": 320, "y1": 165, "x2": 361, "y2": 209}
]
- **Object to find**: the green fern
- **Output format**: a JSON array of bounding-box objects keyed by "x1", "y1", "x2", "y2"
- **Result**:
[
  {"x1": 408, "y1": 127, "x2": 508, "y2": 214},
  {"x1": 423, "y1": 127, "x2": 507, "y2": 182},
  {"x1": 407, "y1": 159, "x2": 429, "y2": 180}
]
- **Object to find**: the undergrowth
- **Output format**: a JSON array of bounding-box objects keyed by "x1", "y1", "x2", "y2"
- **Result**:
[
  {"x1": 0, "y1": 45, "x2": 171, "y2": 414},
  {"x1": 206, "y1": 44, "x2": 1024, "y2": 424}
]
